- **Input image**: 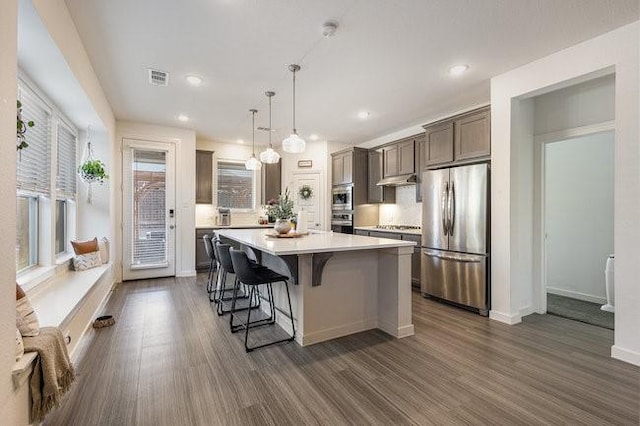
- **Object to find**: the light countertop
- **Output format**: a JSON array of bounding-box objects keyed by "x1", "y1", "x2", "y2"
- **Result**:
[
  {"x1": 196, "y1": 224, "x2": 273, "y2": 230},
  {"x1": 215, "y1": 229, "x2": 415, "y2": 256},
  {"x1": 354, "y1": 226, "x2": 421, "y2": 236}
]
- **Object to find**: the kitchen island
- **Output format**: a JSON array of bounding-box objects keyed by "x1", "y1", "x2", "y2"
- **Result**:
[{"x1": 215, "y1": 229, "x2": 416, "y2": 346}]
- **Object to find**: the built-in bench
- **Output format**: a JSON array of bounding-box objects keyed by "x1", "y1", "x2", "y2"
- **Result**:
[{"x1": 12, "y1": 264, "x2": 115, "y2": 388}]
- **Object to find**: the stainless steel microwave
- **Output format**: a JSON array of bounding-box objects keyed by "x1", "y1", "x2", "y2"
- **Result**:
[{"x1": 332, "y1": 185, "x2": 353, "y2": 211}]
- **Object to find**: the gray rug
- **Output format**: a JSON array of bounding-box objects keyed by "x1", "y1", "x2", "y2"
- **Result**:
[{"x1": 547, "y1": 294, "x2": 614, "y2": 330}]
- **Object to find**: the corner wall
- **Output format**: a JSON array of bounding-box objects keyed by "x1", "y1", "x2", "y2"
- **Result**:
[{"x1": 490, "y1": 21, "x2": 640, "y2": 365}]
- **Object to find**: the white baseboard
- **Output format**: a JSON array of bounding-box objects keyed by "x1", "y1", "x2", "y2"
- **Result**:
[
  {"x1": 176, "y1": 270, "x2": 197, "y2": 277},
  {"x1": 546, "y1": 286, "x2": 606, "y2": 304},
  {"x1": 489, "y1": 310, "x2": 522, "y2": 325},
  {"x1": 611, "y1": 345, "x2": 640, "y2": 366},
  {"x1": 298, "y1": 318, "x2": 379, "y2": 346},
  {"x1": 520, "y1": 305, "x2": 537, "y2": 317}
]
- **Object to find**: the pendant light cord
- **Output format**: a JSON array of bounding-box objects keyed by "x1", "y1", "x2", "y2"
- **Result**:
[
  {"x1": 269, "y1": 95, "x2": 273, "y2": 148},
  {"x1": 252, "y1": 110, "x2": 256, "y2": 155},
  {"x1": 292, "y1": 69, "x2": 296, "y2": 133}
]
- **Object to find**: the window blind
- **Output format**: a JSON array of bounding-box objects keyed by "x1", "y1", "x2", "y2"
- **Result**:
[
  {"x1": 17, "y1": 83, "x2": 52, "y2": 195},
  {"x1": 56, "y1": 122, "x2": 77, "y2": 199},
  {"x1": 217, "y1": 161, "x2": 255, "y2": 209}
]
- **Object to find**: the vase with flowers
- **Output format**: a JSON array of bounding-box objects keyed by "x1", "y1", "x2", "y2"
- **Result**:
[{"x1": 265, "y1": 188, "x2": 295, "y2": 234}]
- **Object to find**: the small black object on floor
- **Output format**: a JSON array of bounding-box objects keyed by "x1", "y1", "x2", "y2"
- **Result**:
[{"x1": 547, "y1": 294, "x2": 614, "y2": 330}]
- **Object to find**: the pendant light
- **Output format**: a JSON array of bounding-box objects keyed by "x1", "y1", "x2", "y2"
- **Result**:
[
  {"x1": 282, "y1": 64, "x2": 306, "y2": 153},
  {"x1": 259, "y1": 91, "x2": 281, "y2": 164},
  {"x1": 245, "y1": 109, "x2": 262, "y2": 170}
]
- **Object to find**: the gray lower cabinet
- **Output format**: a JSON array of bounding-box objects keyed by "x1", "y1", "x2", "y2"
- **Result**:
[
  {"x1": 354, "y1": 229, "x2": 369, "y2": 236},
  {"x1": 196, "y1": 229, "x2": 214, "y2": 270},
  {"x1": 365, "y1": 230, "x2": 421, "y2": 289}
]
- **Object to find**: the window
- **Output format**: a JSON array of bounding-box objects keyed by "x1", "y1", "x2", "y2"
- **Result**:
[
  {"x1": 16, "y1": 196, "x2": 38, "y2": 272},
  {"x1": 16, "y1": 75, "x2": 79, "y2": 275},
  {"x1": 216, "y1": 160, "x2": 255, "y2": 210},
  {"x1": 55, "y1": 200, "x2": 67, "y2": 255}
]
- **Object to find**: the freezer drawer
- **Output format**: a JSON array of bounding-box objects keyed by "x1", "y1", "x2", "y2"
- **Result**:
[{"x1": 421, "y1": 249, "x2": 488, "y2": 314}]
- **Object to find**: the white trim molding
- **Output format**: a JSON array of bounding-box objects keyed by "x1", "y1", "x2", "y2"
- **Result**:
[
  {"x1": 489, "y1": 310, "x2": 522, "y2": 325},
  {"x1": 611, "y1": 345, "x2": 640, "y2": 366}
]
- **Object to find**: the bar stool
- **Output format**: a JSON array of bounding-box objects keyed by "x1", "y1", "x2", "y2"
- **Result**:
[
  {"x1": 215, "y1": 243, "x2": 259, "y2": 316},
  {"x1": 202, "y1": 234, "x2": 216, "y2": 297},
  {"x1": 229, "y1": 248, "x2": 296, "y2": 352}
]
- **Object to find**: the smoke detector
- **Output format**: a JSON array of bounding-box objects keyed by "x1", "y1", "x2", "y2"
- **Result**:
[
  {"x1": 322, "y1": 21, "x2": 338, "y2": 38},
  {"x1": 148, "y1": 68, "x2": 169, "y2": 86}
]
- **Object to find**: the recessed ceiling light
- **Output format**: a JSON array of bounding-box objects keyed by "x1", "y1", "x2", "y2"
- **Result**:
[
  {"x1": 448, "y1": 64, "x2": 469, "y2": 76},
  {"x1": 177, "y1": 114, "x2": 189, "y2": 122},
  {"x1": 236, "y1": 139, "x2": 244, "y2": 144},
  {"x1": 186, "y1": 75, "x2": 203, "y2": 86},
  {"x1": 357, "y1": 111, "x2": 371, "y2": 119},
  {"x1": 309, "y1": 134, "x2": 319, "y2": 141}
]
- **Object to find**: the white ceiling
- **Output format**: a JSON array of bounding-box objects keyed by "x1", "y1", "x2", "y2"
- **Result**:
[{"x1": 64, "y1": 0, "x2": 638, "y2": 146}]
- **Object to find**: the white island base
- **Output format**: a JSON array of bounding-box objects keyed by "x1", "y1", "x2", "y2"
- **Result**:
[{"x1": 216, "y1": 229, "x2": 415, "y2": 346}]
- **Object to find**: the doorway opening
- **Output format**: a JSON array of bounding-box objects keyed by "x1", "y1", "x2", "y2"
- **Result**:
[{"x1": 542, "y1": 130, "x2": 615, "y2": 329}]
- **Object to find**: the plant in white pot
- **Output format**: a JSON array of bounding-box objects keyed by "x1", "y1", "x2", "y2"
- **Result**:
[
  {"x1": 78, "y1": 128, "x2": 108, "y2": 203},
  {"x1": 265, "y1": 188, "x2": 294, "y2": 234}
]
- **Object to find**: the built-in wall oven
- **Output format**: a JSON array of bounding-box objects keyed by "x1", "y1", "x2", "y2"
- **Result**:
[
  {"x1": 331, "y1": 211, "x2": 353, "y2": 234},
  {"x1": 332, "y1": 185, "x2": 353, "y2": 211}
]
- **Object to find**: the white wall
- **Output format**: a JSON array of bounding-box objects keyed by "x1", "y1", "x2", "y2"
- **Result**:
[
  {"x1": 0, "y1": 2, "x2": 20, "y2": 424},
  {"x1": 379, "y1": 186, "x2": 421, "y2": 226},
  {"x1": 490, "y1": 21, "x2": 639, "y2": 365},
  {"x1": 116, "y1": 122, "x2": 196, "y2": 279},
  {"x1": 545, "y1": 132, "x2": 615, "y2": 303}
]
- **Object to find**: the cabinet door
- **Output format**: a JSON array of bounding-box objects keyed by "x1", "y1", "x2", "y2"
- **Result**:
[
  {"x1": 342, "y1": 152, "x2": 353, "y2": 184},
  {"x1": 195, "y1": 150, "x2": 213, "y2": 204},
  {"x1": 354, "y1": 229, "x2": 369, "y2": 236},
  {"x1": 367, "y1": 151, "x2": 383, "y2": 203},
  {"x1": 332, "y1": 154, "x2": 343, "y2": 185},
  {"x1": 425, "y1": 122, "x2": 454, "y2": 166},
  {"x1": 383, "y1": 145, "x2": 398, "y2": 177},
  {"x1": 454, "y1": 109, "x2": 490, "y2": 161},
  {"x1": 397, "y1": 140, "x2": 415, "y2": 175},
  {"x1": 368, "y1": 230, "x2": 401, "y2": 240},
  {"x1": 262, "y1": 161, "x2": 281, "y2": 203},
  {"x1": 415, "y1": 137, "x2": 426, "y2": 202}
]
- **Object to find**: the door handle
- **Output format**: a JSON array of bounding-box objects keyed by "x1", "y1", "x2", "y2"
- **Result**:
[
  {"x1": 448, "y1": 182, "x2": 455, "y2": 236},
  {"x1": 441, "y1": 182, "x2": 449, "y2": 236},
  {"x1": 169, "y1": 225, "x2": 175, "y2": 229}
]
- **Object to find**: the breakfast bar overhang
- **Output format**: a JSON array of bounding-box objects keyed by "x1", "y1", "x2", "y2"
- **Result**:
[{"x1": 215, "y1": 229, "x2": 416, "y2": 346}]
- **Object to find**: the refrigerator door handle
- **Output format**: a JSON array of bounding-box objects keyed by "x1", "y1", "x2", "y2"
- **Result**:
[
  {"x1": 449, "y1": 181, "x2": 455, "y2": 236},
  {"x1": 422, "y1": 250, "x2": 482, "y2": 263},
  {"x1": 441, "y1": 182, "x2": 449, "y2": 236}
]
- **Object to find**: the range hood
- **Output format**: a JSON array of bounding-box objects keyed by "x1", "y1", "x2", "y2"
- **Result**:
[{"x1": 376, "y1": 174, "x2": 417, "y2": 186}]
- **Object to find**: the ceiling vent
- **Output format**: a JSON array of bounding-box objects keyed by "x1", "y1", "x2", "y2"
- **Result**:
[{"x1": 148, "y1": 68, "x2": 169, "y2": 86}]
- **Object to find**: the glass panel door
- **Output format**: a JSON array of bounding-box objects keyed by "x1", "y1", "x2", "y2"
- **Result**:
[{"x1": 123, "y1": 140, "x2": 175, "y2": 280}]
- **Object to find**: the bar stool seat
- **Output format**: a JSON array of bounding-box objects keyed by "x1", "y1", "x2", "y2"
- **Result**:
[{"x1": 229, "y1": 248, "x2": 296, "y2": 352}]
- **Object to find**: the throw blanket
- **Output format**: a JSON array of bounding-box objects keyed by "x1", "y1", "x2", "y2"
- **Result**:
[{"x1": 22, "y1": 327, "x2": 76, "y2": 422}]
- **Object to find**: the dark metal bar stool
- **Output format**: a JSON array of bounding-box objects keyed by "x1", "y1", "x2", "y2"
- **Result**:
[
  {"x1": 215, "y1": 242, "x2": 258, "y2": 316},
  {"x1": 202, "y1": 234, "x2": 217, "y2": 298},
  {"x1": 229, "y1": 248, "x2": 296, "y2": 352}
]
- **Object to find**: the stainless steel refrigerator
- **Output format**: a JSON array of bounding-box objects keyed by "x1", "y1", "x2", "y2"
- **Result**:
[{"x1": 421, "y1": 163, "x2": 489, "y2": 315}]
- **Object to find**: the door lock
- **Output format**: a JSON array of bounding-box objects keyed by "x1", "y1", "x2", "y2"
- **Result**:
[
  {"x1": 169, "y1": 225, "x2": 175, "y2": 229},
  {"x1": 169, "y1": 209, "x2": 175, "y2": 218}
]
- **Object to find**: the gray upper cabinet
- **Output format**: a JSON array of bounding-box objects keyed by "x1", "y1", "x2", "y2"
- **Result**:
[
  {"x1": 422, "y1": 106, "x2": 491, "y2": 168},
  {"x1": 424, "y1": 122, "x2": 454, "y2": 166},
  {"x1": 261, "y1": 161, "x2": 281, "y2": 203},
  {"x1": 195, "y1": 150, "x2": 213, "y2": 204},
  {"x1": 332, "y1": 151, "x2": 353, "y2": 185},
  {"x1": 367, "y1": 150, "x2": 396, "y2": 203},
  {"x1": 454, "y1": 108, "x2": 491, "y2": 161},
  {"x1": 383, "y1": 139, "x2": 414, "y2": 177},
  {"x1": 415, "y1": 135, "x2": 426, "y2": 202}
]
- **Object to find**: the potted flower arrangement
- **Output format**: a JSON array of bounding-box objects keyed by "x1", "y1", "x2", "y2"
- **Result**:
[{"x1": 265, "y1": 188, "x2": 294, "y2": 234}]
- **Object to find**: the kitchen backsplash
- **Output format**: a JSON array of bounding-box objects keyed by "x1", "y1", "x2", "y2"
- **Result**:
[
  {"x1": 378, "y1": 186, "x2": 422, "y2": 226},
  {"x1": 195, "y1": 204, "x2": 261, "y2": 227}
]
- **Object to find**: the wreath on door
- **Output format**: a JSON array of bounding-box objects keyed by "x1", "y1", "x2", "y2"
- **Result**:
[{"x1": 298, "y1": 185, "x2": 313, "y2": 200}]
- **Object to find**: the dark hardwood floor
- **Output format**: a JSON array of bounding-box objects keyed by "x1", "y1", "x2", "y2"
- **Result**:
[{"x1": 44, "y1": 275, "x2": 639, "y2": 425}]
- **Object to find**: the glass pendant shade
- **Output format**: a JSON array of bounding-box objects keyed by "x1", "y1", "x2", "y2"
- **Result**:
[
  {"x1": 245, "y1": 153, "x2": 262, "y2": 170},
  {"x1": 282, "y1": 64, "x2": 305, "y2": 153},
  {"x1": 282, "y1": 132, "x2": 306, "y2": 153},
  {"x1": 259, "y1": 147, "x2": 280, "y2": 164}
]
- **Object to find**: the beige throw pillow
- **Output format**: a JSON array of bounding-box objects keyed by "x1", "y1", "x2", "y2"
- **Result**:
[
  {"x1": 16, "y1": 329, "x2": 24, "y2": 361},
  {"x1": 73, "y1": 251, "x2": 102, "y2": 271},
  {"x1": 98, "y1": 237, "x2": 110, "y2": 264},
  {"x1": 16, "y1": 284, "x2": 40, "y2": 337}
]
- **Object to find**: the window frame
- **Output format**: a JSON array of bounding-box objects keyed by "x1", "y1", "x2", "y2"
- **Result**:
[
  {"x1": 16, "y1": 194, "x2": 39, "y2": 274},
  {"x1": 214, "y1": 158, "x2": 257, "y2": 212}
]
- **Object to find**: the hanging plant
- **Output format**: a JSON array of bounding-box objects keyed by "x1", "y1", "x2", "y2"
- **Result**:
[
  {"x1": 78, "y1": 159, "x2": 109, "y2": 184},
  {"x1": 16, "y1": 100, "x2": 35, "y2": 151},
  {"x1": 298, "y1": 184, "x2": 313, "y2": 200}
]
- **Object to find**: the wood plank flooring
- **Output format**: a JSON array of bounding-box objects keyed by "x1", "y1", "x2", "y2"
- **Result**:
[{"x1": 44, "y1": 275, "x2": 639, "y2": 426}]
